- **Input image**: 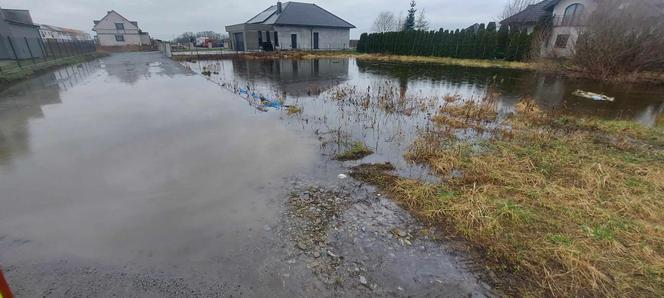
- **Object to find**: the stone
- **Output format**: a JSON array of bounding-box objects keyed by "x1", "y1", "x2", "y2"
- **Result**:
[
  {"x1": 297, "y1": 242, "x2": 307, "y2": 250},
  {"x1": 359, "y1": 275, "x2": 367, "y2": 285}
]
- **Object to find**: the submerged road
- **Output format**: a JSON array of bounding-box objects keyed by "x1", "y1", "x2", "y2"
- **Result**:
[{"x1": 0, "y1": 52, "x2": 490, "y2": 297}]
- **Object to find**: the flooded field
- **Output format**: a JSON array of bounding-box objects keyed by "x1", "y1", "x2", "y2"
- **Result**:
[
  {"x1": 186, "y1": 58, "x2": 663, "y2": 180},
  {"x1": 0, "y1": 52, "x2": 662, "y2": 296}
]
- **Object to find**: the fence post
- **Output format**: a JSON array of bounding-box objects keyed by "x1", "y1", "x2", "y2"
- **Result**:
[
  {"x1": 25, "y1": 37, "x2": 36, "y2": 64},
  {"x1": 55, "y1": 39, "x2": 63, "y2": 57},
  {"x1": 38, "y1": 37, "x2": 48, "y2": 61},
  {"x1": 7, "y1": 36, "x2": 21, "y2": 67},
  {"x1": 47, "y1": 39, "x2": 55, "y2": 58},
  {"x1": 65, "y1": 39, "x2": 71, "y2": 56}
]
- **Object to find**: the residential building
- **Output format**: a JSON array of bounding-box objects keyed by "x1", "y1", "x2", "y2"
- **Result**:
[
  {"x1": 93, "y1": 10, "x2": 150, "y2": 49},
  {"x1": 39, "y1": 24, "x2": 92, "y2": 41},
  {"x1": 541, "y1": 0, "x2": 597, "y2": 57},
  {"x1": 499, "y1": 0, "x2": 557, "y2": 34},
  {"x1": 225, "y1": 1, "x2": 355, "y2": 51},
  {"x1": 500, "y1": 0, "x2": 596, "y2": 57},
  {"x1": 0, "y1": 7, "x2": 44, "y2": 59}
]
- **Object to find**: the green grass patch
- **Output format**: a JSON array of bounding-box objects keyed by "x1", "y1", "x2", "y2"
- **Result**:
[{"x1": 335, "y1": 141, "x2": 374, "y2": 161}]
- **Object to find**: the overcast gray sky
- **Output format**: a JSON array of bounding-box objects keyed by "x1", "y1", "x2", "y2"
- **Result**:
[{"x1": 2, "y1": 0, "x2": 510, "y2": 39}]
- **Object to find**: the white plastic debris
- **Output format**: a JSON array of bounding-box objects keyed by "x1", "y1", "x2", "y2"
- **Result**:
[
  {"x1": 359, "y1": 275, "x2": 367, "y2": 285},
  {"x1": 572, "y1": 90, "x2": 615, "y2": 102},
  {"x1": 337, "y1": 174, "x2": 348, "y2": 179}
]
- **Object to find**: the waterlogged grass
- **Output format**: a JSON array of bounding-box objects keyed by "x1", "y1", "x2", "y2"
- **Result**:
[
  {"x1": 0, "y1": 53, "x2": 107, "y2": 85},
  {"x1": 286, "y1": 105, "x2": 302, "y2": 115},
  {"x1": 335, "y1": 141, "x2": 374, "y2": 161},
  {"x1": 232, "y1": 51, "x2": 536, "y2": 70},
  {"x1": 353, "y1": 99, "x2": 664, "y2": 296}
]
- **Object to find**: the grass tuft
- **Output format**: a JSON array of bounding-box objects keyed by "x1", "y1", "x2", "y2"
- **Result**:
[
  {"x1": 335, "y1": 141, "x2": 374, "y2": 161},
  {"x1": 286, "y1": 105, "x2": 302, "y2": 115}
]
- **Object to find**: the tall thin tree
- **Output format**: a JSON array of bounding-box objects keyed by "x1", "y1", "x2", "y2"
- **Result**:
[{"x1": 403, "y1": 0, "x2": 417, "y2": 31}]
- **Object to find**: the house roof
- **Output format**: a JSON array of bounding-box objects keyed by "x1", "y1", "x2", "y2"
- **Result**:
[
  {"x1": 39, "y1": 24, "x2": 89, "y2": 35},
  {"x1": 246, "y1": 2, "x2": 355, "y2": 28},
  {"x1": 500, "y1": 0, "x2": 556, "y2": 25},
  {"x1": 93, "y1": 10, "x2": 140, "y2": 30},
  {"x1": 1, "y1": 9, "x2": 39, "y2": 27}
]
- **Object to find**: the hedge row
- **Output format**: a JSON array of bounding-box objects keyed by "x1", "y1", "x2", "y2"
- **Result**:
[{"x1": 357, "y1": 23, "x2": 533, "y2": 62}]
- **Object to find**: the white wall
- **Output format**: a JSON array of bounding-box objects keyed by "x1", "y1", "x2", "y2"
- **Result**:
[
  {"x1": 94, "y1": 11, "x2": 141, "y2": 46},
  {"x1": 542, "y1": 0, "x2": 597, "y2": 57},
  {"x1": 274, "y1": 26, "x2": 350, "y2": 50},
  {"x1": 140, "y1": 33, "x2": 151, "y2": 45},
  {"x1": 98, "y1": 33, "x2": 141, "y2": 47}
]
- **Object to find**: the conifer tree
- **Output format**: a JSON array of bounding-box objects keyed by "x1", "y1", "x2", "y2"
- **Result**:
[
  {"x1": 484, "y1": 22, "x2": 498, "y2": 59},
  {"x1": 403, "y1": 1, "x2": 416, "y2": 31},
  {"x1": 496, "y1": 25, "x2": 510, "y2": 59}
]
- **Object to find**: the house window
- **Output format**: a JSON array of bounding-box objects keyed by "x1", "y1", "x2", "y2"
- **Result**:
[
  {"x1": 554, "y1": 34, "x2": 569, "y2": 48},
  {"x1": 115, "y1": 34, "x2": 125, "y2": 42},
  {"x1": 258, "y1": 31, "x2": 262, "y2": 44},
  {"x1": 274, "y1": 32, "x2": 279, "y2": 46},
  {"x1": 562, "y1": 3, "x2": 585, "y2": 26},
  {"x1": 266, "y1": 31, "x2": 271, "y2": 43},
  {"x1": 115, "y1": 23, "x2": 125, "y2": 30}
]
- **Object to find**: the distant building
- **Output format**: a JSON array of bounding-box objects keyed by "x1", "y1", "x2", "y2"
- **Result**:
[
  {"x1": 499, "y1": 0, "x2": 557, "y2": 34},
  {"x1": 225, "y1": 1, "x2": 355, "y2": 51},
  {"x1": 93, "y1": 10, "x2": 150, "y2": 49},
  {"x1": 39, "y1": 24, "x2": 92, "y2": 41},
  {"x1": 500, "y1": 0, "x2": 597, "y2": 57},
  {"x1": 541, "y1": 0, "x2": 597, "y2": 57},
  {"x1": 0, "y1": 7, "x2": 44, "y2": 59}
]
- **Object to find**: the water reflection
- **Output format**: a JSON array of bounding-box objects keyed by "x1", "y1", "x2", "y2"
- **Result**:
[
  {"x1": 355, "y1": 60, "x2": 664, "y2": 126},
  {"x1": 186, "y1": 58, "x2": 664, "y2": 181},
  {"x1": 0, "y1": 53, "x2": 317, "y2": 289},
  {"x1": 102, "y1": 52, "x2": 187, "y2": 85},
  {"x1": 187, "y1": 58, "x2": 349, "y2": 97},
  {"x1": 0, "y1": 61, "x2": 100, "y2": 165}
]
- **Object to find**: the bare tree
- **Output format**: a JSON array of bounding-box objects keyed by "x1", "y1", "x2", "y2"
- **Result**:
[
  {"x1": 396, "y1": 11, "x2": 404, "y2": 31},
  {"x1": 499, "y1": 0, "x2": 538, "y2": 20},
  {"x1": 573, "y1": 0, "x2": 664, "y2": 79},
  {"x1": 415, "y1": 9, "x2": 430, "y2": 31},
  {"x1": 372, "y1": 11, "x2": 399, "y2": 32}
]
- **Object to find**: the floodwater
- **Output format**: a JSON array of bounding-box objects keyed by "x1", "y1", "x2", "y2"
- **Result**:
[
  {"x1": 186, "y1": 58, "x2": 664, "y2": 180},
  {"x1": 0, "y1": 52, "x2": 662, "y2": 296}
]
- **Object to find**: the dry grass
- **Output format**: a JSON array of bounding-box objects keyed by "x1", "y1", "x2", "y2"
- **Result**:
[
  {"x1": 355, "y1": 99, "x2": 664, "y2": 296},
  {"x1": 230, "y1": 51, "x2": 537, "y2": 70},
  {"x1": 286, "y1": 105, "x2": 302, "y2": 115}
]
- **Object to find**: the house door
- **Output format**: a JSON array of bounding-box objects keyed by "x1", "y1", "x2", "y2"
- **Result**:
[
  {"x1": 313, "y1": 32, "x2": 319, "y2": 50},
  {"x1": 291, "y1": 34, "x2": 297, "y2": 49},
  {"x1": 234, "y1": 32, "x2": 245, "y2": 51}
]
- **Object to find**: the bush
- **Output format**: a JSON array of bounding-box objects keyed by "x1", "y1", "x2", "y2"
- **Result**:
[
  {"x1": 573, "y1": 0, "x2": 664, "y2": 78},
  {"x1": 357, "y1": 24, "x2": 532, "y2": 62}
]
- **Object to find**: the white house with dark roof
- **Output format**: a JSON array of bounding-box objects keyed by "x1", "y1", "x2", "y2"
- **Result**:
[
  {"x1": 93, "y1": 10, "x2": 150, "y2": 48},
  {"x1": 225, "y1": 1, "x2": 355, "y2": 51},
  {"x1": 501, "y1": 0, "x2": 597, "y2": 57},
  {"x1": 499, "y1": 0, "x2": 557, "y2": 34}
]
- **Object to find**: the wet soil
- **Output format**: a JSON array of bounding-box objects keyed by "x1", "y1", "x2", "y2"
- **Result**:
[{"x1": 276, "y1": 174, "x2": 494, "y2": 297}]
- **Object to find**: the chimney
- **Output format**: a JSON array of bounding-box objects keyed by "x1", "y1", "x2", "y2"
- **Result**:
[{"x1": 277, "y1": 2, "x2": 283, "y2": 13}]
